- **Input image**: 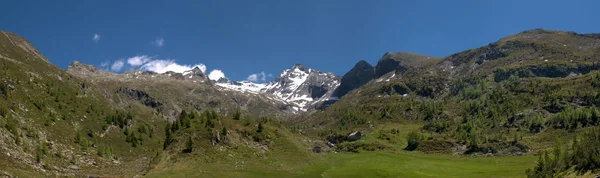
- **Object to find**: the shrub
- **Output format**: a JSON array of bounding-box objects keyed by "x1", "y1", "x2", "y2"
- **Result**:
[{"x1": 405, "y1": 131, "x2": 422, "y2": 151}]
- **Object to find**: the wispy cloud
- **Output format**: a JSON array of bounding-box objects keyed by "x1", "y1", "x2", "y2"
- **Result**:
[
  {"x1": 111, "y1": 60, "x2": 125, "y2": 72},
  {"x1": 105, "y1": 54, "x2": 212, "y2": 76},
  {"x1": 127, "y1": 55, "x2": 152, "y2": 67},
  {"x1": 247, "y1": 71, "x2": 268, "y2": 82},
  {"x1": 140, "y1": 59, "x2": 206, "y2": 73},
  {"x1": 152, "y1": 37, "x2": 164, "y2": 47},
  {"x1": 93, "y1": 33, "x2": 101, "y2": 43},
  {"x1": 208, "y1": 70, "x2": 226, "y2": 80}
]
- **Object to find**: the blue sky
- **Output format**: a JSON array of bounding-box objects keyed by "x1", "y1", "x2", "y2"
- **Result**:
[{"x1": 1, "y1": 0, "x2": 599, "y2": 82}]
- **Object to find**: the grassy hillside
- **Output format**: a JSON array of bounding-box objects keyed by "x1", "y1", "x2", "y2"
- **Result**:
[
  {"x1": 2, "y1": 29, "x2": 600, "y2": 177},
  {"x1": 297, "y1": 29, "x2": 600, "y2": 177}
]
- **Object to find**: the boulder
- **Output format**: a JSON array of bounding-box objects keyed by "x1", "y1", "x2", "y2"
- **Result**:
[{"x1": 347, "y1": 131, "x2": 362, "y2": 142}]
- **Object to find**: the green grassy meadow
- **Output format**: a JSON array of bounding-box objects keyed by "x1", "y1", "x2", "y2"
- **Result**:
[{"x1": 145, "y1": 151, "x2": 536, "y2": 178}]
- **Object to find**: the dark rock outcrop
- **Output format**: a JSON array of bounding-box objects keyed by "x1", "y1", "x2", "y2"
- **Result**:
[
  {"x1": 332, "y1": 60, "x2": 374, "y2": 98},
  {"x1": 116, "y1": 87, "x2": 162, "y2": 109}
]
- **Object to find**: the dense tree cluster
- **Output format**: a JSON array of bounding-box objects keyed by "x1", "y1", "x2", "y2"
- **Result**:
[{"x1": 527, "y1": 127, "x2": 600, "y2": 177}]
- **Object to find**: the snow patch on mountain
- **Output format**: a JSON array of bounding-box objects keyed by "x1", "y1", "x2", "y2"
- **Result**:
[
  {"x1": 215, "y1": 80, "x2": 266, "y2": 94},
  {"x1": 212, "y1": 64, "x2": 340, "y2": 112}
]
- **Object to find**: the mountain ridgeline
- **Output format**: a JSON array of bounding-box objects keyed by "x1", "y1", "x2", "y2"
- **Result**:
[{"x1": 2, "y1": 29, "x2": 600, "y2": 177}]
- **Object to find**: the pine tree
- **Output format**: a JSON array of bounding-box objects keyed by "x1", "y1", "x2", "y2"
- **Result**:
[
  {"x1": 184, "y1": 136, "x2": 193, "y2": 153},
  {"x1": 221, "y1": 127, "x2": 227, "y2": 136},
  {"x1": 163, "y1": 123, "x2": 172, "y2": 150},
  {"x1": 257, "y1": 123, "x2": 263, "y2": 133},
  {"x1": 233, "y1": 109, "x2": 241, "y2": 120}
]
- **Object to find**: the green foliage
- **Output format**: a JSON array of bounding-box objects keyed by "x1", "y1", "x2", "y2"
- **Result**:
[
  {"x1": 233, "y1": 109, "x2": 241, "y2": 120},
  {"x1": 423, "y1": 121, "x2": 450, "y2": 133},
  {"x1": 221, "y1": 127, "x2": 227, "y2": 136},
  {"x1": 379, "y1": 82, "x2": 411, "y2": 95},
  {"x1": 126, "y1": 129, "x2": 141, "y2": 147},
  {"x1": 419, "y1": 101, "x2": 444, "y2": 121},
  {"x1": 336, "y1": 109, "x2": 367, "y2": 127},
  {"x1": 527, "y1": 127, "x2": 600, "y2": 177},
  {"x1": 98, "y1": 146, "x2": 113, "y2": 157},
  {"x1": 257, "y1": 123, "x2": 263, "y2": 133},
  {"x1": 243, "y1": 115, "x2": 252, "y2": 126},
  {"x1": 183, "y1": 136, "x2": 193, "y2": 153},
  {"x1": 548, "y1": 107, "x2": 600, "y2": 131},
  {"x1": 405, "y1": 131, "x2": 422, "y2": 151},
  {"x1": 0, "y1": 82, "x2": 8, "y2": 98},
  {"x1": 74, "y1": 131, "x2": 82, "y2": 144},
  {"x1": 0, "y1": 106, "x2": 7, "y2": 117},
  {"x1": 137, "y1": 124, "x2": 148, "y2": 134},
  {"x1": 163, "y1": 123, "x2": 172, "y2": 150},
  {"x1": 335, "y1": 142, "x2": 390, "y2": 153},
  {"x1": 201, "y1": 109, "x2": 219, "y2": 128},
  {"x1": 35, "y1": 146, "x2": 43, "y2": 163},
  {"x1": 178, "y1": 110, "x2": 194, "y2": 129},
  {"x1": 105, "y1": 111, "x2": 133, "y2": 129}
]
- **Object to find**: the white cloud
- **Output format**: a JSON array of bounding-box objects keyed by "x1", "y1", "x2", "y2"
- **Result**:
[
  {"x1": 247, "y1": 71, "x2": 268, "y2": 82},
  {"x1": 153, "y1": 37, "x2": 164, "y2": 47},
  {"x1": 111, "y1": 60, "x2": 125, "y2": 72},
  {"x1": 93, "y1": 33, "x2": 100, "y2": 43},
  {"x1": 140, "y1": 59, "x2": 206, "y2": 73},
  {"x1": 208, "y1": 70, "x2": 226, "y2": 80},
  {"x1": 127, "y1": 55, "x2": 152, "y2": 67},
  {"x1": 100, "y1": 61, "x2": 109, "y2": 68}
]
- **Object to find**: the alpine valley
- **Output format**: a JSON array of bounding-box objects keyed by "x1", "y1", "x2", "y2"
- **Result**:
[{"x1": 2, "y1": 29, "x2": 600, "y2": 178}]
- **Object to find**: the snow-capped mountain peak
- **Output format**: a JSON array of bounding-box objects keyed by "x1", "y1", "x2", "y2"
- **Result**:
[{"x1": 211, "y1": 64, "x2": 340, "y2": 112}]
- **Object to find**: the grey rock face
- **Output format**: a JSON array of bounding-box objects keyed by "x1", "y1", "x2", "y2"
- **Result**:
[
  {"x1": 262, "y1": 64, "x2": 340, "y2": 111},
  {"x1": 332, "y1": 60, "x2": 374, "y2": 98}
]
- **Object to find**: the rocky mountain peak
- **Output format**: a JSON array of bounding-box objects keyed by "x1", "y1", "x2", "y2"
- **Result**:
[
  {"x1": 67, "y1": 60, "x2": 99, "y2": 73},
  {"x1": 374, "y1": 52, "x2": 435, "y2": 78},
  {"x1": 182, "y1": 67, "x2": 209, "y2": 81},
  {"x1": 216, "y1": 77, "x2": 230, "y2": 83},
  {"x1": 332, "y1": 60, "x2": 375, "y2": 98},
  {"x1": 261, "y1": 64, "x2": 340, "y2": 111},
  {"x1": 66, "y1": 60, "x2": 113, "y2": 77},
  {"x1": 289, "y1": 63, "x2": 309, "y2": 72}
]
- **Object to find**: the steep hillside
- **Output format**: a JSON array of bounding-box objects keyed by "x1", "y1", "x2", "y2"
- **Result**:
[
  {"x1": 0, "y1": 31, "x2": 168, "y2": 177},
  {"x1": 299, "y1": 30, "x2": 600, "y2": 177}
]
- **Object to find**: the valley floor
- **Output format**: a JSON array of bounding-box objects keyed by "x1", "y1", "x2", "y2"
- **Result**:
[{"x1": 144, "y1": 151, "x2": 536, "y2": 178}]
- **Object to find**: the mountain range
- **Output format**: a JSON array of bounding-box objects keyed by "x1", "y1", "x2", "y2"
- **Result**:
[{"x1": 2, "y1": 29, "x2": 600, "y2": 177}]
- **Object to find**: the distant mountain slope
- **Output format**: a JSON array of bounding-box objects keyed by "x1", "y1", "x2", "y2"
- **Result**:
[{"x1": 66, "y1": 61, "x2": 293, "y2": 119}]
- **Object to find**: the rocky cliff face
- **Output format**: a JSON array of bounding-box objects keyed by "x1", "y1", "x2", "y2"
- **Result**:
[{"x1": 332, "y1": 60, "x2": 374, "y2": 98}]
